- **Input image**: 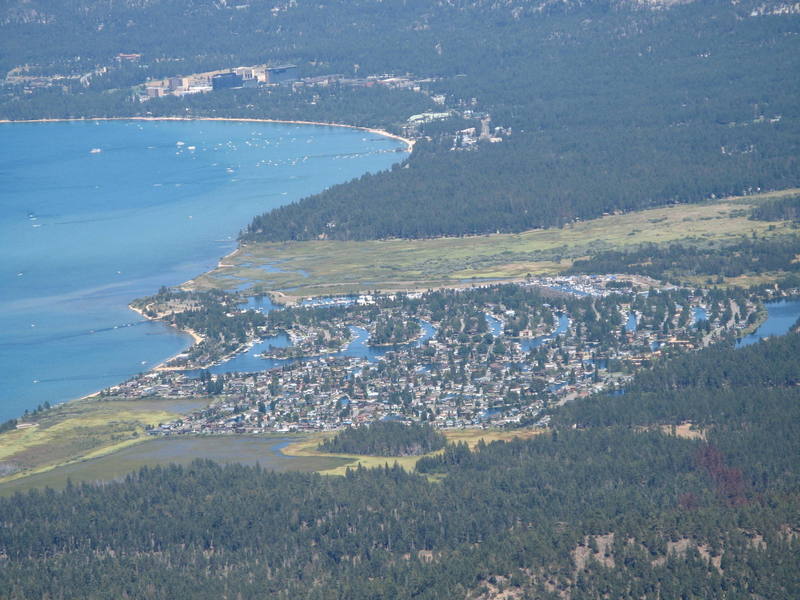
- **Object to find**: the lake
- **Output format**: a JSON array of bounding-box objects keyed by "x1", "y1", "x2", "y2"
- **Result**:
[{"x1": 0, "y1": 120, "x2": 406, "y2": 422}]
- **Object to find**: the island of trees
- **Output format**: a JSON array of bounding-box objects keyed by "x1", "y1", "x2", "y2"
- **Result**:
[
  {"x1": 567, "y1": 235, "x2": 800, "y2": 283},
  {"x1": 318, "y1": 421, "x2": 446, "y2": 457}
]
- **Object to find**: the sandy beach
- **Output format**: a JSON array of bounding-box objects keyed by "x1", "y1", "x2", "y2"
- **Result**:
[{"x1": 127, "y1": 303, "x2": 204, "y2": 371}]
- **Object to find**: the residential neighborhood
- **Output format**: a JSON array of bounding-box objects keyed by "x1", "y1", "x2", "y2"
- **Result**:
[{"x1": 102, "y1": 276, "x2": 768, "y2": 436}]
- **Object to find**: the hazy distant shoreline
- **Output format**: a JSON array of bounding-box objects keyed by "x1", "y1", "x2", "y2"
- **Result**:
[{"x1": 0, "y1": 115, "x2": 416, "y2": 153}]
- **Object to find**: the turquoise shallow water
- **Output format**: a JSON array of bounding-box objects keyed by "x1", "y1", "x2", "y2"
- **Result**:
[{"x1": 0, "y1": 120, "x2": 405, "y2": 422}]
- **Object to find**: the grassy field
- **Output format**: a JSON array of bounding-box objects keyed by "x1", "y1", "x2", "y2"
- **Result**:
[
  {"x1": 188, "y1": 189, "x2": 800, "y2": 299},
  {"x1": 0, "y1": 435, "x2": 351, "y2": 496},
  {"x1": 0, "y1": 396, "x2": 209, "y2": 486},
  {"x1": 282, "y1": 427, "x2": 545, "y2": 476},
  {"x1": 0, "y1": 427, "x2": 542, "y2": 494}
]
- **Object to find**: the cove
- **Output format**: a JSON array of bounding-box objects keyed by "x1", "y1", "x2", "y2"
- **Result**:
[{"x1": 0, "y1": 120, "x2": 407, "y2": 422}]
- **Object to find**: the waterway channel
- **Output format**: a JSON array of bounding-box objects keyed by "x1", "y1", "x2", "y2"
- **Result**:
[{"x1": 195, "y1": 295, "x2": 437, "y2": 375}]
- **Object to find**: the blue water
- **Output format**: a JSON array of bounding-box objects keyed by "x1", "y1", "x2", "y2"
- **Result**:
[
  {"x1": 0, "y1": 120, "x2": 406, "y2": 421},
  {"x1": 259, "y1": 261, "x2": 310, "y2": 279},
  {"x1": 625, "y1": 312, "x2": 638, "y2": 332},
  {"x1": 736, "y1": 299, "x2": 800, "y2": 348},
  {"x1": 485, "y1": 313, "x2": 503, "y2": 337},
  {"x1": 200, "y1": 318, "x2": 437, "y2": 376},
  {"x1": 693, "y1": 306, "x2": 708, "y2": 325},
  {"x1": 521, "y1": 313, "x2": 570, "y2": 352}
]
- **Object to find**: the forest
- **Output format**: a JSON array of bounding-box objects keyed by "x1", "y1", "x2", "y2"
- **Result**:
[
  {"x1": 318, "y1": 422, "x2": 446, "y2": 457},
  {"x1": 369, "y1": 315, "x2": 421, "y2": 346},
  {"x1": 1, "y1": 329, "x2": 798, "y2": 597},
  {"x1": 750, "y1": 195, "x2": 800, "y2": 222},
  {"x1": 0, "y1": 83, "x2": 436, "y2": 134},
  {"x1": 566, "y1": 235, "x2": 800, "y2": 282},
  {"x1": 554, "y1": 323, "x2": 800, "y2": 429}
]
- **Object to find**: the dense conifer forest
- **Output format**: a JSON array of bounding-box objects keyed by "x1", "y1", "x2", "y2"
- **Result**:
[
  {"x1": 750, "y1": 196, "x2": 800, "y2": 222},
  {"x1": 566, "y1": 235, "x2": 800, "y2": 282},
  {"x1": 318, "y1": 422, "x2": 446, "y2": 457},
  {"x1": 242, "y1": 126, "x2": 800, "y2": 241},
  {"x1": 2, "y1": 330, "x2": 798, "y2": 598}
]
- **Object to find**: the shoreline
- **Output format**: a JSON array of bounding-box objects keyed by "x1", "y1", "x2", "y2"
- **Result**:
[
  {"x1": 183, "y1": 244, "x2": 245, "y2": 291},
  {"x1": 0, "y1": 115, "x2": 416, "y2": 153},
  {"x1": 2, "y1": 115, "x2": 411, "y2": 423},
  {"x1": 5, "y1": 116, "x2": 791, "y2": 425},
  {"x1": 128, "y1": 302, "x2": 273, "y2": 373},
  {"x1": 127, "y1": 304, "x2": 205, "y2": 372}
]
